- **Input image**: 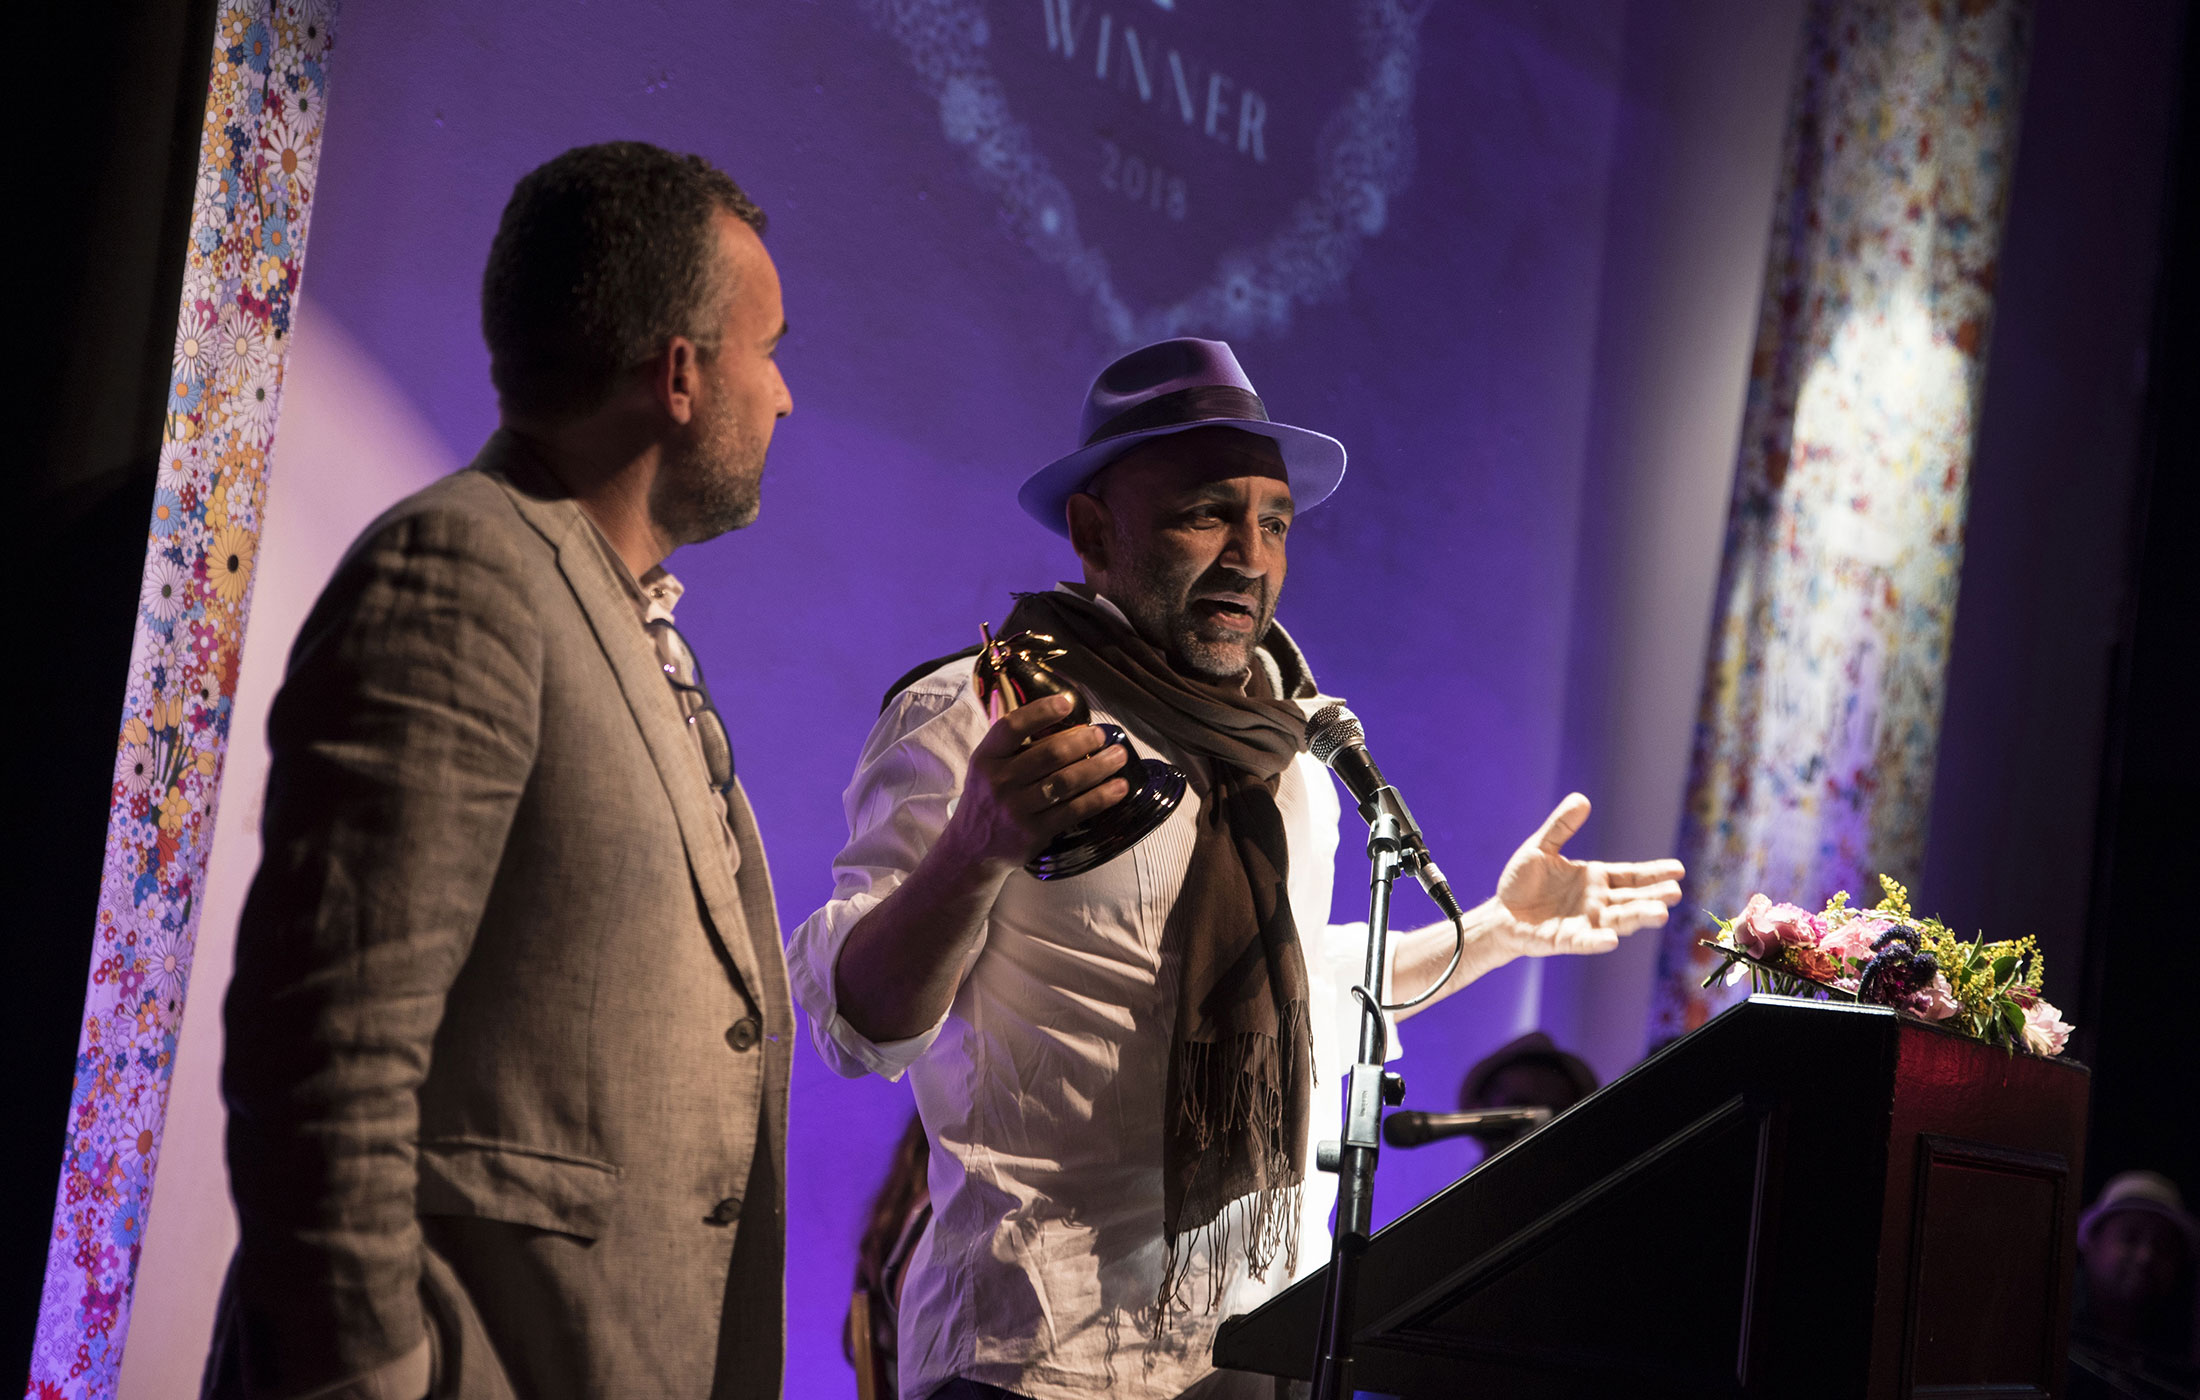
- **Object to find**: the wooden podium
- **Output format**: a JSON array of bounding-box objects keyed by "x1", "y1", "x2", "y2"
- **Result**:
[{"x1": 1213, "y1": 996, "x2": 2091, "y2": 1398}]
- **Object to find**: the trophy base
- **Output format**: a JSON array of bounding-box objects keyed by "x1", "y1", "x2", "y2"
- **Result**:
[{"x1": 1026, "y1": 730, "x2": 1187, "y2": 880}]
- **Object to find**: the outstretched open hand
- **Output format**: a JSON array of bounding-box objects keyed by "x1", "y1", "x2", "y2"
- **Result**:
[{"x1": 1491, "y1": 793, "x2": 1684, "y2": 960}]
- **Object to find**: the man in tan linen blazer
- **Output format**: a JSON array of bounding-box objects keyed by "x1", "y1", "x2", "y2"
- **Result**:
[{"x1": 208, "y1": 143, "x2": 795, "y2": 1400}]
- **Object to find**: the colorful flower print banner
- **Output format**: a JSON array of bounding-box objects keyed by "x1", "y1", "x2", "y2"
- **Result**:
[
  {"x1": 1647, "y1": 0, "x2": 2032, "y2": 1043},
  {"x1": 26, "y1": 2, "x2": 336, "y2": 1394}
]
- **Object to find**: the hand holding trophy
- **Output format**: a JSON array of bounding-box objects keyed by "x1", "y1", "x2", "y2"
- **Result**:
[{"x1": 974, "y1": 624, "x2": 1187, "y2": 879}]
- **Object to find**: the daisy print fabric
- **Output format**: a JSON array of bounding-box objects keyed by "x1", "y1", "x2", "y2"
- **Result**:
[{"x1": 26, "y1": 2, "x2": 336, "y2": 1394}]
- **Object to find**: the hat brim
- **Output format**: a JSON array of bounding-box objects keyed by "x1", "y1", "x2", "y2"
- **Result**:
[
  {"x1": 2079, "y1": 1197, "x2": 2200, "y2": 1252},
  {"x1": 1017, "y1": 419, "x2": 1347, "y2": 537}
]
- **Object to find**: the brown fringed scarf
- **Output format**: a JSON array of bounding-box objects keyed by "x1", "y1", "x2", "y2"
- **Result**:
[{"x1": 1000, "y1": 589, "x2": 1316, "y2": 1316}]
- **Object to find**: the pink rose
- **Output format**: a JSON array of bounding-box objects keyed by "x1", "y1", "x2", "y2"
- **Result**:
[
  {"x1": 1737, "y1": 895, "x2": 1818, "y2": 958},
  {"x1": 1819, "y1": 918, "x2": 1883, "y2": 970},
  {"x1": 2021, "y1": 1000, "x2": 2072, "y2": 1057},
  {"x1": 1735, "y1": 894, "x2": 1778, "y2": 957},
  {"x1": 1903, "y1": 972, "x2": 1960, "y2": 1022},
  {"x1": 1768, "y1": 903, "x2": 1819, "y2": 948}
]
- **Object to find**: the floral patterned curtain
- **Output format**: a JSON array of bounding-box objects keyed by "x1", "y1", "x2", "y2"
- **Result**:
[
  {"x1": 27, "y1": 4, "x2": 336, "y2": 1394},
  {"x1": 1648, "y1": 0, "x2": 2032, "y2": 1042}
]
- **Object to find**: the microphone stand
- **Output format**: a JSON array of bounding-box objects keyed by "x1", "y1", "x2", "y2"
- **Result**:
[{"x1": 1310, "y1": 796, "x2": 1413, "y2": 1400}]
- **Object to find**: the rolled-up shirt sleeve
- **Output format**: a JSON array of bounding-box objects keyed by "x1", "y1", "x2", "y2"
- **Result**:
[{"x1": 787, "y1": 669, "x2": 991, "y2": 1081}]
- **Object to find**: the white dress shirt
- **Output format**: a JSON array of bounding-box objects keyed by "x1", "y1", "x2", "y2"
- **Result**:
[{"x1": 789, "y1": 592, "x2": 1389, "y2": 1400}]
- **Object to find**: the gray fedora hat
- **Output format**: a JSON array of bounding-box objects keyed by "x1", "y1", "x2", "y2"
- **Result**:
[{"x1": 1018, "y1": 338, "x2": 1347, "y2": 537}]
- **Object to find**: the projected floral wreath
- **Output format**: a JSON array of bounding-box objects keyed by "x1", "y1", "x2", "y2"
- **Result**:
[{"x1": 864, "y1": 0, "x2": 1430, "y2": 347}]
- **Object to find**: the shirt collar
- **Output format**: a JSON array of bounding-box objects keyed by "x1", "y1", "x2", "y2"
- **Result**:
[
  {"x1": 578, "y1": 509, "x2": 686, "y2": 627},
  {"x1": 637, "y1": 567, "x2": 685, "y2": 625},
  {"x1": 1055, "y1": 580, "x2": 1129, "y2": 628}
]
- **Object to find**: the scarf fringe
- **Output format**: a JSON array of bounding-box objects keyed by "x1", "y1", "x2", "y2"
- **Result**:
[
  {"x1": 1153, "y1": 1177, "x2": 1307, "y2": 1336},
  {"x1": 1172, "y1": 1003, "x2": 1309, "y2": 1157},
  {"x1": 1156, "y1": 999, "x2": 1311, "y2": 1328}
]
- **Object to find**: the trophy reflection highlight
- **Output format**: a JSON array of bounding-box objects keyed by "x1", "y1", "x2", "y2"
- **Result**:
[{"x1": 975, "y1": 624, "x2": 1187, "y2": 880}]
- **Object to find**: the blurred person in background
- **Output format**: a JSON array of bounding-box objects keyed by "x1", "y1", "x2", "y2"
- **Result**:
[
  {"x1": 1455, "y1": 1031, "x2": 1599, "y2": 1154},
  {"x1": 846, "y1": 1113, "x2": 932, "y2": 1400},
  {"x1": 2067, "y1": 1171, "x2": 2198, "y2": 1400}
]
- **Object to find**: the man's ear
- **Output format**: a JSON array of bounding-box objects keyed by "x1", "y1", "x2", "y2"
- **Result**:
[
  {"x1": 1065, "y1": 491, "x2": 1112, "y2": 574},
  {"x1": 650, "y1": 336, "x2": 704, "y2": 426}
]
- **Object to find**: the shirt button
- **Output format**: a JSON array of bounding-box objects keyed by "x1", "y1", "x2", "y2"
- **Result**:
[
  {"x1": 724, "y1": 1018, "x2": 761, "y2": 1052},
  {"x1": 704, "y1": 1197, "x2": 741, "y2": 1226}
]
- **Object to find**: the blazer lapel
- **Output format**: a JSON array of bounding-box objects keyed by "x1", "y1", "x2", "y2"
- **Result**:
[{"x1": 483, "y1": 447, "x2": 769, "y2": 1008}]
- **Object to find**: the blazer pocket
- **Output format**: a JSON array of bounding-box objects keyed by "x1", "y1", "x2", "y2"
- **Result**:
[{"x1": 416, "y1": 1137, "x2": 623, "y2": 1240}]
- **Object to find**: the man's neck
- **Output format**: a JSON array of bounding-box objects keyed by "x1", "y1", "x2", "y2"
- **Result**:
[{"x1": 504, "y1": 419, "x2": 672, "y2": 578}]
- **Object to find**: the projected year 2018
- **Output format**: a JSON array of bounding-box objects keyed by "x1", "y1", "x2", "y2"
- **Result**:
[{"x1": 1098, "y1": 139, "x2": 1187, "y2": 221}]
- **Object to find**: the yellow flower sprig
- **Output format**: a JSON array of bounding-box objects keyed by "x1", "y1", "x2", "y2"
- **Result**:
[
  {"x1": 1873, "y1": 874, "x2": 1912, "y2": 917},
  {"x1": 1845, "y1": 874, "x2": 2044, "y2": 1047}
]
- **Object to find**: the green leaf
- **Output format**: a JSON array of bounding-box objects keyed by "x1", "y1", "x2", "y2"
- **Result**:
[{"x1": 1697, "y1": 940, "x2": 1745, "y2": 990}]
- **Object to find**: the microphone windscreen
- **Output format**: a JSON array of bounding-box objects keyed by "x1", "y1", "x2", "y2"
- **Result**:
[{"x1": 1306, "y1": 703, "x2": 1364, "y2": 766}]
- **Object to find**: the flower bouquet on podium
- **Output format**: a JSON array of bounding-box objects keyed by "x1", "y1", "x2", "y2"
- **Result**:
[{"x1": 1699, "y1": 875, "x2": 2073, "y2": 1056}]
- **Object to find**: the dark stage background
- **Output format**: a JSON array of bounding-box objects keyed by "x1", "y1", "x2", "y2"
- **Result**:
[{"x1": 8, "y1": 0, "x2": 2195, "y2": 1393}]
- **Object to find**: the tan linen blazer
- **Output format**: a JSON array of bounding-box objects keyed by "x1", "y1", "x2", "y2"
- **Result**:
[{"x1": 207, "y1": 435, "x2": 792, "y2": 1400}]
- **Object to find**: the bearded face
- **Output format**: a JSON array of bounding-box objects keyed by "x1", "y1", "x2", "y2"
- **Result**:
[
  {"x1": 1110, "y1": 544, "x2": 1279, "y2": 683},
  {"x1": 1073, "y1": 428, "x2": 1294, "y2": 686},
  {"x1": 650, "y1": 383, "x2": 766, "y2": 542},
  {"x1": 647, "y1": 213, "x2": 789, "y2": 547}
]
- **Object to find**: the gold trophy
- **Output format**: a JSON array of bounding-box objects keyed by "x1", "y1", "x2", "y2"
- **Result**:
[{"x1": 974, "y1": 624, "x2": 1187, "y2": 880}]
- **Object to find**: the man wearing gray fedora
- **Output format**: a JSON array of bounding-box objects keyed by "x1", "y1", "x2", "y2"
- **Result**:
[{"x1": 789, "y1": 338, "x2": 1685, "y2": 1400}]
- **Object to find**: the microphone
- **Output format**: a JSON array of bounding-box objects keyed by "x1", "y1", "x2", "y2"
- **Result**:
[
  {"x1": 1381, "y1": 1106, "x2": 1552, "y2": 1149},
  {"x1": 1306, "y1": 704, "x2": 1466, "y2": 921}
]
